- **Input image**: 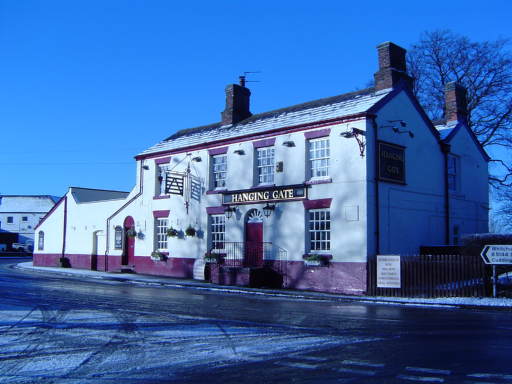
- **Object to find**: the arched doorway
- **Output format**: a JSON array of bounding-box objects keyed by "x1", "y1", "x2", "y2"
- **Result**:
[
  {"x1": 245, "y1": 209, "x2": 263, "y2": 267},
  {"x1": 122, "y1": 216, "x2": 135, "y2": 266}
]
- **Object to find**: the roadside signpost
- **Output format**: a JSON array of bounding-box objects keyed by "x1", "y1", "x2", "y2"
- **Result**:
[{"x1": 480, "y1": 245, "x2": 512, "y2": 297}]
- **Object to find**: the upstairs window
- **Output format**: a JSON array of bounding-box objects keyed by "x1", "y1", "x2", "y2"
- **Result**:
[
  {"x1": 155, "y1": 218, "x2": 168, "y2": 251},
  {"x1": 309, "y1": 138, "x2": 330, "y2": 178},
  {"x1": 447, "y1": 155, "x2": 458, "y2": 192},
  {"x1": 308, "y1": 209, "x2": 331, "y2": 252},
  {"x1": 7, "y1": 216, "x2": 13, "y2": 224},
  {"x1": 22, "y1": 216, "x2": 28, "y2": 222},
  {"x1": 209, "y1": 215, "x2": 225, "y2": 250},
  {"x1": 256, "y1": 147, "x2": 275, "y2": 185},
  {"x1": 38, "y1": 231, "x2": 44, "y2": 251},
  {"x1": 211, "y1": 154, "x2": 227, "y2": 189},
  {"x1": 157, "y1": 164, "x2": 170, "y2": 196}
]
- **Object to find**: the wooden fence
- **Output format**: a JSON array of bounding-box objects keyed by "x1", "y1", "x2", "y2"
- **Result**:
[{"x1": 367, "y1": 254, "x2": 487, "y2": 297}]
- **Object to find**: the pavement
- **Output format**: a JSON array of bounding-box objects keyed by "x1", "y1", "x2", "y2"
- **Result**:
[{"x1": 15, "y1": 261, "x2": 512, "y2": 310}]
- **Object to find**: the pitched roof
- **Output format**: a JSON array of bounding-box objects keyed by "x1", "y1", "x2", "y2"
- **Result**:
[
  {"x1": 138, "y1": 87, "x2": 392, "y2": 157},
  {"x1": 69, "y1": 187, "x2": 130, "y2": 204},
  {"x1": 435, "y1": 121, "x2": 490, "y2": 161}
]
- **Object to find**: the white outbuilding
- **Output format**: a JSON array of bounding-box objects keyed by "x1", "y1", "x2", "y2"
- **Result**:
[{"x1": 34, "y1": 42, "x2": 489, "y2": 294}]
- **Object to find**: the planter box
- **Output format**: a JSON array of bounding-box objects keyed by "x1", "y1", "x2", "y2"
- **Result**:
[{"x1": 304, "y1": 259, "x2": 323, "y2": 267}]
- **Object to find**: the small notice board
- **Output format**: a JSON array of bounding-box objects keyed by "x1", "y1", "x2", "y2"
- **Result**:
[{"x1": 377, "y1": 255, "x2": 401, "y2": 288}]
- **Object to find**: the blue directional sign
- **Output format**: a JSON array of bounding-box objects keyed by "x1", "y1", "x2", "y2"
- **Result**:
[{"x1": 480, "y1": 245, "x2": 512, "y2": 265}]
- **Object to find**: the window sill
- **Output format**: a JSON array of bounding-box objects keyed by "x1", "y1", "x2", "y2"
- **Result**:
[
  {"x1": 153, "y1": 195, "x2": 170, "y2": 200},
  {"x1": 305, "y1": 177, "x2": 332, "y2": 185},
  {"x1": 206, "y1": 189, "x2": 227, "y2": 195},
  {"x1": 254, "y1": 183, "x2": 276, "y2": 189},
  {"x1": 302, "y1": 254, "x2": 332, "y2": 260}
]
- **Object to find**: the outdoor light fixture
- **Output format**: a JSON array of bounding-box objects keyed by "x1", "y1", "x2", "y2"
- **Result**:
[
  {"x1": 282, "y1": 140, "x2": 295, "y2": 147},
  {"x1": 263, "y1": 203, "x2": 276, "y2": 218},
  {"x1": 142, "y1": 165, "x2": 150, "y2": 170},
  {"x1": 341, "y1": 128, "x2": 366, "y2": 157},
  {"x1": 392, "y1": 127, "x2": 414, "y2": 138},
  {"x1": 224, "y1": 206, "x2": 236, "y2": 219},
  {"x1": 388, "y1": 119, "x2": 407, "y2": 127},
  {"x1": 234, "y1": 149, "x2": 245, "y2": 155},
  {"x1": 191, "y1": 156, "x2": 202, "y2": 162}
]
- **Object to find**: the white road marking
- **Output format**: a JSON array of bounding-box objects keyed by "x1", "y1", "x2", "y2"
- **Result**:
[
  {"x1": 275, "y1": 361, "x2": 318, "y2": 369},
  {"x1": 297, "y1": 355, "x2": 328, "y2": 362},
  {"x1": 397, "y1": 374, "x2": 444, "y2": 382},
  {"x1": 467, "y1": 373, "x2": 512, "y2": 380},
  {"x1": 337, "y1": 367, "x2": 376, "y2": 376},
  {"x1": 406, "y1": 367, "x2": 451, "y2": 375},
  {"x1": 341, "y1": 359, "x2": 385, "y2": 368}
]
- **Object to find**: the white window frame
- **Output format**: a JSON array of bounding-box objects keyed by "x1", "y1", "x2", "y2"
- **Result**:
[
  {"x1": 308, "y1": 208, "x2": 331, "y2": 252},
  {"x1": 447, "y1": 154, "x2": 458, "y2": 192},
  {"x1": 157, "y1": 164, "x2": 170, "y2": 196},
  {"x1": 209, "y1": 215, "x2": 225, "y2": 251},
  {"x1": 155, "y1": 218, "x2": 168, "y2": 251},
  {"x1": 114, "y1": 226, "x2": 123, "y2": 250},
  {"x1": 308, "y1": 137, "x2": 330, "y2": 179},
  {"x1": 211, "y1": 154, "x2": 227, "y2": 189},
  {"x1": 256, "y1": 146, "x2": 275, "y2": 185}
]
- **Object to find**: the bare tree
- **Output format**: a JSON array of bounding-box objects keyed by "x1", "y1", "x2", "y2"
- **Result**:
[{"x1": 407, "y1": 30, "x2": 512, "y2": 187}]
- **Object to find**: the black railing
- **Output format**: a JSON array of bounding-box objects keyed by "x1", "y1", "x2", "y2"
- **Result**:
[{"x1": 209, "y1": 241, "x2": 287, "y2": 269}]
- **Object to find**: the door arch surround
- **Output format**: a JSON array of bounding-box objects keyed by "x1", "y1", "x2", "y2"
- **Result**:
[
  {"x1": 122, "y1": 216, "x2": 135, "y2": 266},
  {"x1": 244, "y1": 209, "x2": 263, "y2": 267}
]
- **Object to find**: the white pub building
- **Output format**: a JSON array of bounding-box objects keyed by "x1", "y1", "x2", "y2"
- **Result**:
[{"x1": 34, "y1": 42, "x2": 489, "y2": 294}]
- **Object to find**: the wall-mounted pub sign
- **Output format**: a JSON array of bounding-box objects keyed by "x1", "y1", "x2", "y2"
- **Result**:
[
  {"x1": 222, "y1": 185, "x2": 307, "y2": 205},
  {"x1": 378, "y1": 142, "x2": 405, "y2": 184}
]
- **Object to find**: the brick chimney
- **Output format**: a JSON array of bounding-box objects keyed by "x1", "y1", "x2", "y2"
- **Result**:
[
  {"x1": 221, "y1": 79, "x2": 252, "y2": 126},
  {"x1": 374, "y1": 42, "x2": 413, "y2": 91},
  {"x1": 444, "y1": 82, "x2": 468, "y2": 124}
]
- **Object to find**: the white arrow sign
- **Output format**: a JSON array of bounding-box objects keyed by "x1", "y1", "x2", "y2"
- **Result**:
[{"x1": 480, "y1": 245, "x2": 512, "y2": 265}]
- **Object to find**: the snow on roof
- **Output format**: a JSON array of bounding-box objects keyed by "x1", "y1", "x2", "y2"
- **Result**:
[
  {"x1": 69, "y1": 187, "x2": 129, "y2": 203},
  {"x1": 0, "y1": 195, "x2": 58, "y2": 212},
  {"x1": 435, "y1": 121, "x2": 458, "y2": 140},
  {"x1": 139, "y1": 87, "x2": 391, "y2": 157}
]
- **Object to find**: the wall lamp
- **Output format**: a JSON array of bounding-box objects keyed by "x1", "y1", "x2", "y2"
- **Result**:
[
  {"x1": 191, "y1": 156, "x2": 202, "y2": 162},
  {"x1": 392, "y1": 127, "x2": 414, "y2": 138},
  {"x1": 234, "y1": 149, "x2": 245, "y2": 155},
  {"x1": 224, "y1": 206, "x2": 236, "y2": 219},
  {"x1": 388, "y1": 119, "x2": 407, "y2": 127},
  {"x1": 282, "y1": 140, "x2": 295, "y2": 147},
  {"x1": 263, "y1": 203, "x2": 276, "y2": 218},
  {"x1": 341, "y1": 128, "x2": 366, "y2": 157}
]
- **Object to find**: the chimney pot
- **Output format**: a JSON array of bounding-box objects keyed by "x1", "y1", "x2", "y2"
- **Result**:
[{"x1": 374, "y1": 41, "x2": 413, "y2": 91}]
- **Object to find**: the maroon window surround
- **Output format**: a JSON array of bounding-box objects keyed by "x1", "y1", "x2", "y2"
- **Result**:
[
  {"x1": 302, "y1": 198, "x2": 332, "y2": 210},
  {"x1": 304, "y1": 128, "x2": 331, "y2": 140},
  {"x1": 153, "y1": 210, "x2": 170, "y2": 218},
  {"x1": 208, "y1": 147, "x2": 229, "y2": 156},
  {"x1": 253, "y1": 138, "x2": 276, "y2": 148},
  {"x1": 154, "y1": 157, "x2": 171, "y2": 165},
  {"x1": 206, "y1": 206, "x2": 226, "y2": 215}
]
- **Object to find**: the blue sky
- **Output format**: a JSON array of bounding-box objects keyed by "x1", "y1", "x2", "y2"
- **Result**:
[{"x1": 0, "y1": 1, "x2": 510, "y2": 196}]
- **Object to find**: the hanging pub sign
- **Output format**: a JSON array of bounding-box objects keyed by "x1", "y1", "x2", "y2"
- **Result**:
[
  {"x1": 222, "y1": 185, "x2": 307, "y2": 205},
  {"x1": 165, "y1": 172, "x2": 185, "y2": 195},
  {"x1": 378, "y1": 141, "x2": 405, "y2": 184}
]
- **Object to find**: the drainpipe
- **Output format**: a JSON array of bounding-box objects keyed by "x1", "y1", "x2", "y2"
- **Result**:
[
  {"x1": 104, "y1": 161, "x2": 145, "y2": 271},
  {"x1": 62, "y1": 196, "x2": 68, "y2": 258},
  {"x1": 441, "y1": 143, "x2": 451, "y2": 244},
  {"x1": 371, "y1": 117, "x2": 380, "y2": 256}
]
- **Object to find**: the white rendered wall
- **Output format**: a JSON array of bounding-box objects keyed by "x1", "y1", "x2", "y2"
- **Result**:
[{"x1": 35, "y1": 200, "x2": 65, "y2": 254}]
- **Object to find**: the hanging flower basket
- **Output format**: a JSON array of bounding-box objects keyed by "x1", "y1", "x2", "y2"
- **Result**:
[
  {"x1": 185, "y1": 226, "x2": 196, "y2": 237},
  {"x1": 126, "y1": 228, "x2": 137, "y2": 238},
  {"x1": 151, "y1": 251, "x2": 167, "y2": 261},
  {"x1": 167, "y1": 227, "x2": 179, "y2": 237}
]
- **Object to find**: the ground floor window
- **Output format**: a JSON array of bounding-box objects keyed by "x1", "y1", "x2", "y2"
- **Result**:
[
  {"x1": 155, "y1": 218, "x2": 168, "y2": 251},
  {"x1": 209, "y1": 215, "x2": 225, "y2": 250},
  {"x1": 38, "y1": 231, "x2": 44, "y2": 251},
  {"x1": 308, "y1": 209, "x2": 331, "y2": 252},
  {"x1": 114, "y1": 226, "x2": 123, "y2": 249}
]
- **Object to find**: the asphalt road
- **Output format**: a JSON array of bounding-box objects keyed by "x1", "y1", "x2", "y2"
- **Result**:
[{"x1": 1, "y1": 257, "x2": 512, "y2": 384}]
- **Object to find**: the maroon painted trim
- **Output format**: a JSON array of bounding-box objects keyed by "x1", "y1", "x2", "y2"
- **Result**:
[
  {"x1": 208, "y1": 147, "x2": 228, "y2": 156},
  {"x1": 153, "y1": 210, "x2": 170, "y2": 218},
  {"x1": 304, "y1": 128, "x2": 331, "y2": 139},
  {"x1": 305, "y1": 178, "x2": 332, "y2": 185},
  {"x1": 153, "y1": 195, "x2": 170, "y2": 200},
  {"x1": 253, "y1": 137, "x2": 276, "y2": 148},
  {"x1": 135, "y1": 113, "x2": 368, "y2": 161},
  {"x1": 303, "y1": 198, "x2": 332, "y2": 209},
  {"x1": 154, "y1": 157, "x2": 171, "y2": 165},
  {"x1": 206, "y1": 206, "x2": 226, "y2": 215},
  {"x1": 206, "y1": 189, "x2": 226, "y2": 195},
  {"x1": 35, "y1": 194, "x2": 66, "y2": 230}
]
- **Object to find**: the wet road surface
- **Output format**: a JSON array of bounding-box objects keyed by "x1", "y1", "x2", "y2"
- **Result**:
[{"x1": 1, "y1": 258, "x2": 512, "y2": 383}]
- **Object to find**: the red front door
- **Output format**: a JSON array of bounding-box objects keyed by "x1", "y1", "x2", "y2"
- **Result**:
[
  {"x1": 123, "y1": 216, "x2": 135, "y2": 266},
  {"x1": 245, "y1": 221, "x2": 263, "y2": 267}
]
